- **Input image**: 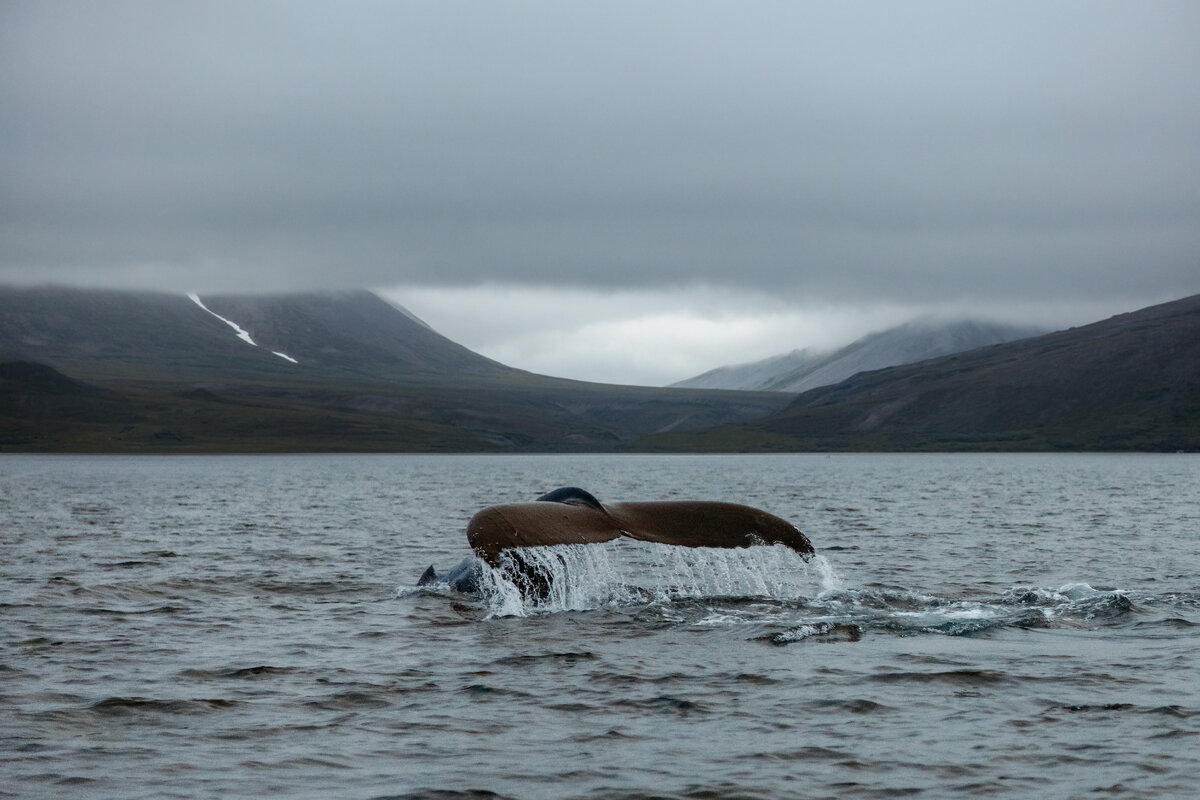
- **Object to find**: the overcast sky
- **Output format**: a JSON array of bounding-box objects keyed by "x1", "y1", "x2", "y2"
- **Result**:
[{"x1": 3, "y1": 1, "x2": 1198, "y2": 384}]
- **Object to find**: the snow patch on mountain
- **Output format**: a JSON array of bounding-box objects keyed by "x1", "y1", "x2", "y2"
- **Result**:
[{"x1": 188, "y1": 292, "x2": 299, "y2": 364}]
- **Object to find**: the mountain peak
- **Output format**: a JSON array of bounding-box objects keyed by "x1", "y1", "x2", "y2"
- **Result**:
[
  {"x1": 0, "y1": 284, "x2": 792, "y2": 452},
  {"x1": 645, "y1": 293, "x2": 1200, "y2": 452},
  {"x1": 0, "y1": 286, "x2": 508, "y2": 382},
  {"x1": 673, "y1": 317, "x2": 1045, "y2": 394}
]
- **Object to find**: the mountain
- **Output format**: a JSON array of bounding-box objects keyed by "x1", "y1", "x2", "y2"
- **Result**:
[
  {"x1": 670, "y1": 349, "x2": 819, "y2": 391},
  {"x1": 0, "y1": 287, "x2": 789, "y2": 452},
  {"x1": 672, "y1": 318, "x2": 1045, "y2": 393},
  {"x1": 643, "y1": 294, "x2": 1200, "y2": 452},
  {"x1": 0, "y1": 287, "x2": 507, "y2": 383}
]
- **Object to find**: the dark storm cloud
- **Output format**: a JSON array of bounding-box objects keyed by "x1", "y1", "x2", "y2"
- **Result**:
[{"x1": 2, "y1": 0, "x2": 1198, "y2": 302}]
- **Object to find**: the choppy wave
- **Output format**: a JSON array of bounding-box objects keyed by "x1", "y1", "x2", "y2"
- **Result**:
[
  {"x1": 764, "y1": 581, "x2": 1136, "y2": 642},
  {"x1": 9, "y1": 453, "x2": 1200, "y2": 800}
]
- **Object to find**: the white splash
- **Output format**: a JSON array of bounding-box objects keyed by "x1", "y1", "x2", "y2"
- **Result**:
[
  {"x1": 811, "y1": 554, "x2": 843, "y2": 595},
  {"x1": 476, "y1": 541, "x2": 829, "y2": 618},
  {"x1": 188, "y1": 293, "x2": 299, "y2": 364}
]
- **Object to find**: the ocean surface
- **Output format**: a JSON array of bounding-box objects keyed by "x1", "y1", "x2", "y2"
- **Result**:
[{"x1": 2, "y1": 453, "x2": 1198, "y2": 799}]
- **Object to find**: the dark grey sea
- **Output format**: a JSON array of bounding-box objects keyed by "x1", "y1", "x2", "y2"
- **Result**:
[{"x1": 2, "y1": 453, "x2": 1198, "y2": 799}]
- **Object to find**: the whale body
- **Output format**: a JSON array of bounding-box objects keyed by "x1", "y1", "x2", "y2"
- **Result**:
[{"x1": 416, "y1": 557, "x2": 483, "y2": 594}]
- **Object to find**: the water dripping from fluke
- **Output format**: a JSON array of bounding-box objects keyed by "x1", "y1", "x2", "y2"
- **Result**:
[{"x1": 472, "y1": 541, "x2": 830, "y2": 618}]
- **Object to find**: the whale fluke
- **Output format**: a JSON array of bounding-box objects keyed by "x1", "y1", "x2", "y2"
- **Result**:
[
  {"x1": 466, "y1": 487, "x2": 813, "y2": 567},
  {"x1": 605, "y1": 500, "x2": 813, "y2": 554},
  {"x1": 467, "y1": 502, "x2": 623, "y2": 566}
]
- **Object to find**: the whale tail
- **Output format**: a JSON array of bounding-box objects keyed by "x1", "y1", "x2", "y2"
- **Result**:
[{"x1": 467, "y1": 488, "x2": 812, "y2": 567}]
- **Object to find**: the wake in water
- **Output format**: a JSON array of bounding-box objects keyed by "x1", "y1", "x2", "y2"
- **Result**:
[
  {"x1": 765, "y1": 581, "x2": 1136, "y2": 643},
  {"x1": 407, "y1": 540, "x2": 1140, "y2": 642}
]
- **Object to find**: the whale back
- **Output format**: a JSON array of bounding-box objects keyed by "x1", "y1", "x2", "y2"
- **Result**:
[{"x1": 535, "y1": 486, "x2": 604, "y2": 510}]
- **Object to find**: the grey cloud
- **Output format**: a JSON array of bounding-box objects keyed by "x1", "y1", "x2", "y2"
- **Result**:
[{"x1": 2, "y1": 0, "x2": 1198, "y2": 302}]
